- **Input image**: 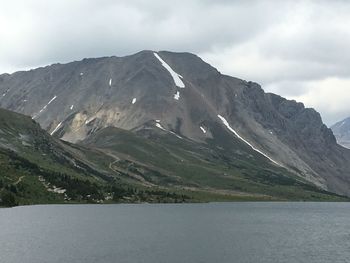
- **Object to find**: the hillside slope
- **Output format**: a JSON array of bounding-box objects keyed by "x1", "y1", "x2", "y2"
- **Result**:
[
  {"x1": 0, "y1": 108, "x2": 344, "y2": 204},
  {"x1": 0, "y1": 109, "x2": 192, "y2": 206},
  {"x1": 81, "y1": 125, "x2": 346, "y2": 201}
]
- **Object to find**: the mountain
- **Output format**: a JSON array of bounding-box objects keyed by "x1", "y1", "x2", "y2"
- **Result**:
[
  {"x1": 1, "y1": 108, "x2": 339, "y2": 204},
  {"x1": 1, "y1": 50, "x2": 350, "y2": 197},
  {"x1": 331, "y1": 117, "x2": 350, "y2": 149}
]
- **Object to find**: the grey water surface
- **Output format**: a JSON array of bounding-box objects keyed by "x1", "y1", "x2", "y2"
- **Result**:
[{"x1": 1, "y1": 202, "x2": 349, "y2": 263}]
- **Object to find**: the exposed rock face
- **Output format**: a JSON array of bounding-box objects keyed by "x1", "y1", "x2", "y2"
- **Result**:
[
  {"x1": 331, "y1": 117, "x2": 350, "y2": 149},
  {"x1": 1, "y1": 50, "x2": 350, "y2": 196}
]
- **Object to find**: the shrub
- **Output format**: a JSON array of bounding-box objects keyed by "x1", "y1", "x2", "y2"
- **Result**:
[{"x1": 0, "y1": 191, "x2": 18, "y2": 207}]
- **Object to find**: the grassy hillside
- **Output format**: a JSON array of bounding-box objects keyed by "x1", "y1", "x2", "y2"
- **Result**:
[
  {"x1": 81, "y1": 125, "x2": 348, "y2": 202},
  {"x1": 0, "y1": 109, "x2": 190, "y2": 206}
]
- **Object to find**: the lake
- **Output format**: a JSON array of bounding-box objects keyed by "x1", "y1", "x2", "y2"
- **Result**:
[{"x1": 0, "y1": 202, "x2": 349, "y2": 263}]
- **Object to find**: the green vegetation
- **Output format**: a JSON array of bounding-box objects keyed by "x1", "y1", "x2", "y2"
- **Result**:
[
  {"x1": 82, "y1": 126, "x2": 348, "y2": 202},
  {"x1": 0, "y1": 147, "x2": 191, "y2": 207},
  {"x1": 0, "y1": 108, "x2": 348, "y2": 207},
  {"x1": 0, "y1": 109, "x2": 191, "y2": 207},
  {"x1": 0, "y1": 191, "x2": 18, "y2": 207}
]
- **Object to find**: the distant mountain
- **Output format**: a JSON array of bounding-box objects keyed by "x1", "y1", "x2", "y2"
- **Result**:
[
  {"x1": 1, "y1": 50, "x2": 350, "y2": 197},
  {"x1": 331, "y1": 117, "x2": 350, "y2": 149}
]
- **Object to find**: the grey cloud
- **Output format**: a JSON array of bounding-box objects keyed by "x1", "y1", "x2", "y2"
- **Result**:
[
  {"x1": 0, "y1": 0, "x2": 349, "y2": 124},
  {"x1": 0, "y1": 0, "x2": 284, "y2": 68}
]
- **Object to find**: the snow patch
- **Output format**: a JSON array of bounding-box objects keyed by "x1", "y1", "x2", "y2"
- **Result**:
[
  {"x1": 80, "y1": 72, "x2": 84, "y2": 76},
  {"x1": 174, "y1": 91, "x2": 180, "y2": 100},
  {"x1": 217, "y1": 115, "x2": 280, "y2": 165},
  {"x1": 50, "y1": 122, "x2": 62, "y2": 136},
  {"x1": 155, "y1": 120, "x2": 182, "y2": 139},
  {"x1": 32, "y1": 96, "x2": 57, "y2": 119},
  {"x1": 153, "y1": 53, "x2": 185, "y2": 88},
  {"x1": 169, "y1": 130, "x2": 183, "y2": 139},
  {"x1": 155, "y1": 122, "x2": 166, "y2": 131},
  {"x1": 85, "y1": 117, "x2": 95, "y2": 125},
  {"x1": 200, "y1": 126, "x2": 206, "y2": 134},
  {"x1": 132, "y1": 98, "x2": 137, "y2": 104},
  {"x1": 70, "y1": 105, "x2": 74, "y2": 110},
  {"x1": 109, "y1": 78, "x2": 112, "y2": 86},
  {"x1": 1, "y1": 89, "x2": 10, "y2": 98}
]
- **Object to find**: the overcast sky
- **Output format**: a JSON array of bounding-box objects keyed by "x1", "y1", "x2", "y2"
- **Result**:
[{"x1": 1, "y1": 0, "x2": 349, "y2": 125}]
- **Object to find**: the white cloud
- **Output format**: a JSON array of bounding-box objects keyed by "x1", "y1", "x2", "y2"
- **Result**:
[{"x1": 289, "y1": 78, "x2": 350, "y2": 124}]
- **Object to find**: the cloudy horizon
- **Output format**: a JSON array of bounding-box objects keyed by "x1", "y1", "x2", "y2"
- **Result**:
[{"x1": 1, "y1": 0, "x2": 349, "y2": 125}]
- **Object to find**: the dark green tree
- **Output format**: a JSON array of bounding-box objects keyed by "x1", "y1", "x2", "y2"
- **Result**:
[{"x1": 0, "y1": 191, "x2": 18, "y2": 207}]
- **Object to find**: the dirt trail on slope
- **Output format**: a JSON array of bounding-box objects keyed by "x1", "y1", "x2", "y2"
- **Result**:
[{"x1": 14, "y1": 176, "x2": 25, "y2": 185}]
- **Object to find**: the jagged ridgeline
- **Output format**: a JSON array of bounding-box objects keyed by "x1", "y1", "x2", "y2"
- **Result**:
[{"x1": 0, "y1": 51, "x2": 349, "y2": 205}]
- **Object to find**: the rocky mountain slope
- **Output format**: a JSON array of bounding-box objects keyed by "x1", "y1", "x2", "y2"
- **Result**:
[
  {"x1": 1, "y1": 106, "x2": 343, "y2": 205},
  {"x1": 331, "y1": 117, "x2": 350, "y2": 149},
  {"x1": 1, "y1": 50, "x2": 350, "y2": 196}
]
